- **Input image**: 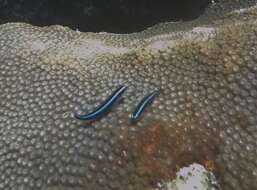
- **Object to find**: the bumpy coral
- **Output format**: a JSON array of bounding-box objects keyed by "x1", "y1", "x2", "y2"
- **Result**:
[{"x1": 0, "y1": 1, "x2": 257, "y2": 190}]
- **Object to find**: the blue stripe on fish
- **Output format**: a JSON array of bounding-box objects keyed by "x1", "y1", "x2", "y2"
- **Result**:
[
  {"x1": 75, "y1": 85, "x2": 127, "y2": 120},
  {"x1": 130, "y1": 90, "x2": 159, "y2": 123}
]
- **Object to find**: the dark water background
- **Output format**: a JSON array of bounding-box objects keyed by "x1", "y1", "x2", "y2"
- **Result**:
[{"x1": 0, "y1": 0, "x2": 211, "y2": 33}]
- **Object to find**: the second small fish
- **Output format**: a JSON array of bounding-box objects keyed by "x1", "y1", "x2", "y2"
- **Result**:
[{"x1": 130, "y1": 90, "x2": 159, "y2": 123}]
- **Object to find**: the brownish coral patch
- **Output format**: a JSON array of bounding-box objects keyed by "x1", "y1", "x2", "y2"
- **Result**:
[{"x1": 121, "y1": 119, "x2": 221, "y2": 187}]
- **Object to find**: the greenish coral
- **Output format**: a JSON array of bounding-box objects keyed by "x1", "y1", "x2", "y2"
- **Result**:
[{"x1": 0, "y1": 1, "x2": 257, "y2": 190}]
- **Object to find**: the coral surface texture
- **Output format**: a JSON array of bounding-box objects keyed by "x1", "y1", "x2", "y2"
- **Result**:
[{"x1": 0, "y1": 0, "x2": 257, "y2": 190}]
